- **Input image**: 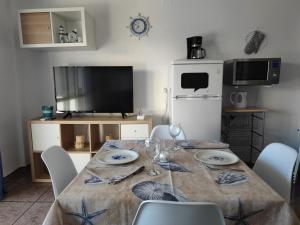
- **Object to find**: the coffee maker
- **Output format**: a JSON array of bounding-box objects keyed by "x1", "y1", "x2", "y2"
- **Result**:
[{"x1": 187, "y1": 36, "x2": 206, "y2": 59}]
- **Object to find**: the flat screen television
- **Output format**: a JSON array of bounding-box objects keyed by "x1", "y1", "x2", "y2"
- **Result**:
[{"x1": 53, "y1": 66, "x2": 133, "y2": 114}]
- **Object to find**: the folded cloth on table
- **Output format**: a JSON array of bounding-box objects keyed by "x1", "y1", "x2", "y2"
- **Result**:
[
  {"x1": 85, "y1": 165, "x2": 145, "y2": 185},
  {"x1": 103, "y1": 141, "x2": 121, "y2": 149},
  {"x1": 103, "y1": 141, "x2": 135, "y2": 151},
  {"x1": 177, "y1": 140, "x2": 229, "y2": 149},
  {"x1": 215, "y1": 171, "x2": 248, "y2": 185},
  {"x1": 156, "y1": 161, "x2": 191, "y2": 172}
]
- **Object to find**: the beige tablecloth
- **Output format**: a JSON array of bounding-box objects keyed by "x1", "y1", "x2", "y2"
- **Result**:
[{"x1": 43, "y1": 140, "x2": 300, "y2": 225}]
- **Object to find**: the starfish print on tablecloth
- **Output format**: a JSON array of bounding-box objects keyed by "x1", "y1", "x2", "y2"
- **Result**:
[
  {"x1": 225, "y1": 199, "x2": 264, "y2": 225},
  {"x1": 66, "y1": 199, "x2": 107, "y2": 225}
]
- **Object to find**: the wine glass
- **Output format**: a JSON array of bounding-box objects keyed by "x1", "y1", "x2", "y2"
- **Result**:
[
  {"x1": 169, "y1": 123, "x2": 183, "y2": 160},
  {"x1": 169, "y1": 123, "x2": 182, "y2": 147},
  {"x1": 145, "y1": 138, "x2": 161, "y2": 176}
]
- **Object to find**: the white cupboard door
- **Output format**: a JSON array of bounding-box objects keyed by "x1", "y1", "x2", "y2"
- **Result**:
[
  {"x1": 69, "y1": 153, "x2": 90, "y2": 173},
  {"x1": 121, "y1": 124, "x2": 149, "y2": 140},
  {"x1": 171, "y1": 98, "x2": 222, "y2": 140},
  {"x1": 31, "y1": 124, "x2": 61, "y2": 152}
]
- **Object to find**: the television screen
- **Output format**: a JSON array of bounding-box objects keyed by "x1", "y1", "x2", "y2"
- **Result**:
[{"x1": 53, "y1": 66, "x2": 133, "y2": 113}]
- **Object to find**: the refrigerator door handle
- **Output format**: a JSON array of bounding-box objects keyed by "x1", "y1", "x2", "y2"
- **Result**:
[{"x1": 174, "y1": 95, "x2": 221, "y2": 100}]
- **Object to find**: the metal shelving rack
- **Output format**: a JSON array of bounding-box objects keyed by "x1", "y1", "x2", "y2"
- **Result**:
[{"x1": 222, "y1": 107, "x2": 268, "y2": 166}]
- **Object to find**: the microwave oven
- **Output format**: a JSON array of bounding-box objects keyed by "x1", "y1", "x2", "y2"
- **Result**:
[{"x1": 223, "y1": 58, "x2": 281, "y2": 86}]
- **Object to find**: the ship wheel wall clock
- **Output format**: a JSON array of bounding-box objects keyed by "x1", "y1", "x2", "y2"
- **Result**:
[{"x1": 128, "y1": 13, "x2": 152, "y2": 40}]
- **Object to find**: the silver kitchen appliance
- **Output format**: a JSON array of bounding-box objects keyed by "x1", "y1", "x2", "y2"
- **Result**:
[
  {"x1": 230, "y1": 91, "x2": 247, "y2": 108},
  {"x1": 223, "y1": 58, "x2": 281, "y2": 86}
]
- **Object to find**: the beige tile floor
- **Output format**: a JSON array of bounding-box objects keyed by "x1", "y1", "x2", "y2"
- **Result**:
[
  {"x1": 0, "y1": 167, "x2": 54, "y2": 225},
  {"x1": 0, "y1": 166, "x2": 300, "y2": 224}
]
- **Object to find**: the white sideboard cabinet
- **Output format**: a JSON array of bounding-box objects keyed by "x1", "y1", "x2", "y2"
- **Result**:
[{"x1": 28, "y1": 116, "x2": 153, "y2": 182}]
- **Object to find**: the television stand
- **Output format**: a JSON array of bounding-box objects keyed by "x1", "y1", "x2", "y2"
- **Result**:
[
  {"x1": 121, "y1": 113, "x2": 128, "y2": 119},
  {"x1": 63, "y1": 112, "x2": 72, "y2": 119},
  {"x1": 27, "y1": 115, "x2": 153, "y2": 182}
]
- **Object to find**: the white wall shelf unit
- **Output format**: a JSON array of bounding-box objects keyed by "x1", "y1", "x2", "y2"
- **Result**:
[{"x1": 18, "y1": 7, "x2": 95, "y2": 49}]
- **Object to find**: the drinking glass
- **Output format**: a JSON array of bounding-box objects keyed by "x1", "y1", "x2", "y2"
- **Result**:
[
  {"x1": 145, "y1": 138, "x2": 161, "y2": 176},
  {"x1": 169, "y1": 123, "x2": 182, "y2": 146},
  {"x1": 169, "y1": 123, "x2": 183, "y2": 160}
]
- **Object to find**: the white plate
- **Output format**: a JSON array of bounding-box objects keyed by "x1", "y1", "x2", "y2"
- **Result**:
[
  {"x1": 194, "y1": 150, "x2": 239, "y2": 165},
  {"x1": 97, "y1": 150, "x2": 139, "y2": 165}
]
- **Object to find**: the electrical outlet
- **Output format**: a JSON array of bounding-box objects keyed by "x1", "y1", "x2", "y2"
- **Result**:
[{"x1": 163, "y1": 88, "x2": 168, "y2": 93}]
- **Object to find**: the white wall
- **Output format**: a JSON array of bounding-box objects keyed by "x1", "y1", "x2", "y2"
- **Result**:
[
  {"x1": 0, "y1": 1, "x2": 23, "y2": 176},
  {"x1": 8, "y1": 0, "x2": 300, "y2": 167}
]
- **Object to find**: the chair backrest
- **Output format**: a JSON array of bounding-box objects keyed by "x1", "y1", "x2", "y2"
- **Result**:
[
  {"x1": 132, "y1": 200, "x2": 226, "y2": 225},
  {"x1": 41, "y1": 146, "x2": 77, "y2": 198},
  {"x1": 253, "y1": 143, "x2": 297, "y2": 202},
  {"x1": 150, "y1": 125, "x2": 186, "y2": 141}
]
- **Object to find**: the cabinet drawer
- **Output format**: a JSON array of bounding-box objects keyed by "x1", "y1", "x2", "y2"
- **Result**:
[
  {"x1": 69, "y1": 153, "x2": 90, "y2": 173},
  {"x1": 252, "y1": 133, "x2": 263, "y2": 151},
  {"x1": 253, "y1": 117, "x2": 264, "y2": 135},
  {"x1": 31, "y1": 124, "x2": 61, "y2": 152},
  {"x1": 251, "y1": 148, "x2": 261, "y2": 164},
  {"x1": 121, "y1": 124, "x2": 149, "y2": 140}
]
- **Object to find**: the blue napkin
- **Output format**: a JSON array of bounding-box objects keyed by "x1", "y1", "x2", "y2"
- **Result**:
[{"x1": 215, "y1": 171, "x2": 248, "y2": 185}]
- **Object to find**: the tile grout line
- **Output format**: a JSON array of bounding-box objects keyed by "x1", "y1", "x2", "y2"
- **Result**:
[
  {"x1": 2, "y1": 185, "x2": 50, "y2": 203},
  {"x1": 11, "y1": 202, "x2": 35, "y2": 225},
  {"x1": 2, "y1": 171, "x2": 53, "y2": 224},
  {"x1": 1, "y1": 200, "x2": 36, "y2": 203},
  {"x1": 36, "y1": 186, "x2": 52, "y2": 202},
  {"x1": 10, "y1": 185, "x2": 50, "y2": 225}
]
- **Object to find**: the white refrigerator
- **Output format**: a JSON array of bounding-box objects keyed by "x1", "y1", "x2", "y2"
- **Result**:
[{"x1": 171, "y1": 60, "x2": 224, "y2": 140}]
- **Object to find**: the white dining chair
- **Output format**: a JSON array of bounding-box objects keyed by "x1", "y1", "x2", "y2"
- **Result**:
[
  {"x1": 132, "y1": 200, "x2": 226, "y2": 225},
  {"x1": 253, "y1": 143, "x2": 298, "y2": 202},
  {"x1": 150, "y1": 125, "x2": 186, "y2": 141},
  {"x1": 41, "y1": 146, "x2": 78, "y2": 198}
]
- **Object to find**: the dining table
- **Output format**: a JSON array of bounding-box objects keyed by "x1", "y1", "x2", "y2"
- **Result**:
[{"x1": 43, "y1": 140, "x2": 300, "y2": 225}]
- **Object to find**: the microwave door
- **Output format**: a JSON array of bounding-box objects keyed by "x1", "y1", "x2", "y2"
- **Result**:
[{"x1": 235, "y1": 61, "x2": 269, "y2": 85}]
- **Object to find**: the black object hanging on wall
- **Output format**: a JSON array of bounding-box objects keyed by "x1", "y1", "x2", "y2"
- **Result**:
[{"x1": 244, "y1": 30, "x2": 266, "y2": 54}]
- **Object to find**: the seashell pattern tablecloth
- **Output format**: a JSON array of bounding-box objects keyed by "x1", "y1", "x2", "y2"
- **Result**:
[{"x1": 43, "y1": 140, "x2": 300, "y2": 225}]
